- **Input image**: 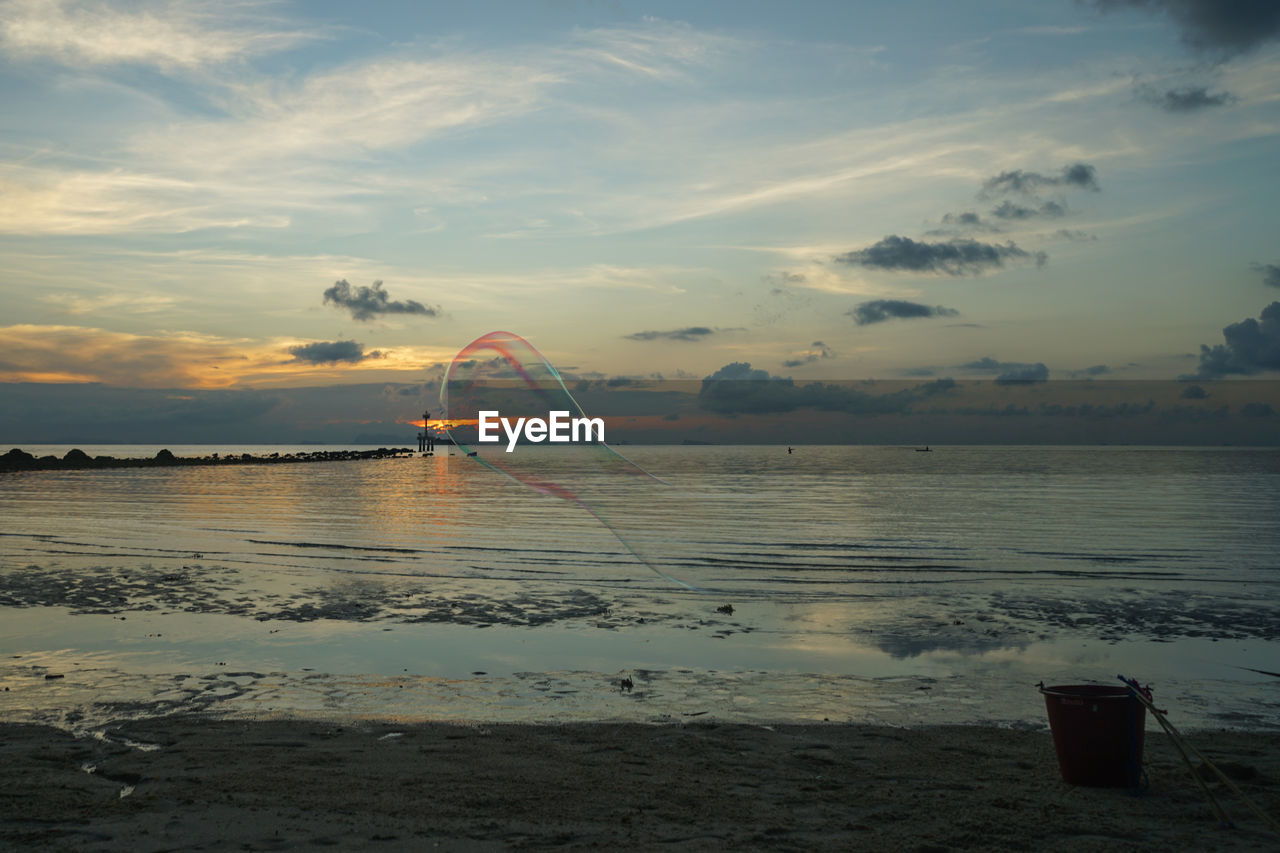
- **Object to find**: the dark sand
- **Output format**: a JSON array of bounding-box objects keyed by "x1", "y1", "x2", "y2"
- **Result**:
[{"x1": 2, "y1": 717, "x2": 1278, "y2": 851}]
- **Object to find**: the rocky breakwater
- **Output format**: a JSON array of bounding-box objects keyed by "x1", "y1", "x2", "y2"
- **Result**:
[{"x1": 1, "y1": 447, "x2": 417, "y2": 472}]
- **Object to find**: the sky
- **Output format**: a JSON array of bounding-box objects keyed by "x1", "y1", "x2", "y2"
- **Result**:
[{"x1": 1, "y1": 0, "x2": 1279, "y2": 442}]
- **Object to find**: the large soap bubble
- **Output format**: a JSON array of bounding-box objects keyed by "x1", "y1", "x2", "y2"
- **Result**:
[{"x1": 441, "y1": 331, "x2": 699, "y2": 590}]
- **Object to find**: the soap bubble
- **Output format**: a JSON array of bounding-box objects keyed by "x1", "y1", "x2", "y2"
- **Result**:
[{"x1": 441, "y1": 331, "x2": 699, "y2": 590}]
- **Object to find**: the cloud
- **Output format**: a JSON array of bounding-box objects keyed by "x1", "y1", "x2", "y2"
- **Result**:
[
  {"x1": 1195, "y1": 301, "x2": 1280, "y2": 376},
  {"x1": 960, "y1": 357, "x2": 1009, "y2": 372},
  {"x1": 0, "y1": 323, "x2": 264, "y2": 386},
  {"x1": 1241, "y1": 402, "x2": 1275, "y2": 417},
  {"x1": 1067, "y1": 364, "x2": 1111, "y2": 378},
  {"x1": 698, "y1": 363, "x2": 956, "y2": 415},
  {"x1": 835, "y1": 236, "x2": 1046, "y2": 276},
  {"x1": 704, "y1": 362, "x2": 777, "y2": 382},
  {"x1": 1091, "y1": 0, "x2": 1280, "y2": 56},
  {"x1": 959, "y1": 357, "x2": 1050, "y2": 384},
  {"x1": 981, "y1": 162, "x2": 1099, "y2": 195},
  {"x1": 1180, "y1": 384, "x2": 1209, "y2": 399},
  {"x1": 625, "y1": 326, "x2": 716, "y2": 342},
  {"x1": 323, "y1": 280, "x2": 439, "y2": 322},
  {"x1": 0, "y1": 324, "x2": 444, "y2": 387},
  {"x1": 782, "y1": 341, "x2": 835, "y2": 368},
  {"x1": 931, "y1": 211, "x2": 1000, "y2": 236},
  {"x1": 41, "y1": 291, "x2": 176, "y2": 315},
  {"x1": 848, "y1": 300, "x2": 960, "y2": 326},
  {"x1": 991, "y1": 200, "x2": 1067, "y2": 220},
  {"x1": 287, "y1": 340, "x2": 384, "y2": 365},
  {"x1": 384, "y1": 383, "x2": 429, "y2": 398},
  {"x1": 0, "y1": 0, "x2": 320, "y2": 70},
  {"x1": 941, "y1": 211, "x2": 986, "y2": 227},
  {"x1": 1137, "y1": 84, "x2": 1237, "y2": 112},
  {"x1": 1056, "y1": 229, "x2": 1097, "y2": 242},
  {"x1": 995, "y1": 364, "x2": 1050, "y2": 384},
  {"x1": 1252, "y1": 262, "x2": 1280, "y2": 288}
]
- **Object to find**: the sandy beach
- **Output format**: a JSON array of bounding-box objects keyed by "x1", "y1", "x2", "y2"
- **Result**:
[{"x1": 2, "y1": 716, "x2": 1278, "y2": 851}]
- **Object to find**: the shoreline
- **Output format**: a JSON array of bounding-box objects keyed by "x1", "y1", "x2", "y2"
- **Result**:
[{"x1": 2, "y1": 715, "x2": 1278, "y2": 850}]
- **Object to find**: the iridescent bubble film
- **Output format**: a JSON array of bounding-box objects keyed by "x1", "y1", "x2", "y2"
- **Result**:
[{"x1": 441, "y1": 331, "x2": 699, "y2": 590}]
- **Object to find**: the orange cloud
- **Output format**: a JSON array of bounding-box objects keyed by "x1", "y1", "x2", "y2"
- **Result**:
[{"x1": 0, "y1": 324, "x2": 454, "y2": 389}]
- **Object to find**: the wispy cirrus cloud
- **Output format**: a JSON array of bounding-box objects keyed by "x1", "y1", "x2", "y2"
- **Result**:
[
  {"x1": 133, "y1": 55, "x2": 558, "y2": 174},
  {"x1": 0, "y1": 17, "x2": 741, "y2": 237},
  {"x1": 40, "y1": 290, "x2": 176, "y2": 315},
  {"x1": 0, "y1": 0, "x2": 322, "y2": 69}
]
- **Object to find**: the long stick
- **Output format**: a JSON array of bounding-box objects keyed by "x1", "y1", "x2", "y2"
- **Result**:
[
  {"x1": 1161, "y1": 719, "x2": 1280, "y2": 835},
  {"x1": 1146, "y1": 695, "x2": 1233, "y2": 827},
  {"x1": 1120, "y1": 676, "x2": 1280, "y2": 837}
]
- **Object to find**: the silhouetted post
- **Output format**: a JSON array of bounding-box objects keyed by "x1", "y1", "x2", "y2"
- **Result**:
[{"x1": 417, "y1": 410, "x2": 434, "y2": 454}]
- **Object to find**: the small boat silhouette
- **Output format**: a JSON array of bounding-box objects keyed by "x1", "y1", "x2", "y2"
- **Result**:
[{"x1": 915, "y1": 446, "x2": 931, "y2": 452}]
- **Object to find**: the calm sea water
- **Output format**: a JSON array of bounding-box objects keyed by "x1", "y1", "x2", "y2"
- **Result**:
[{"x1": 2, "y1": 445, "x2": 1278, "y2": 730}]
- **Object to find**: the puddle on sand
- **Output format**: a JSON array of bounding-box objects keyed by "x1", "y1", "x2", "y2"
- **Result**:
[{"x1": 2, "y1": 657, "x2": 1278, "y2": 737}]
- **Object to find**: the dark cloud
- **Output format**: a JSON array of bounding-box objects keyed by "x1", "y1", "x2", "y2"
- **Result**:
[
  {"x1": 961, "y1": 357, "x2": 1004, "y2": 372},
  {"x1": 940, "y1": 211, "x2": 989, "y2": 229},
  {"x1": 625, "y1": 327, "x2": 716, "y2": 342},
  {"x1": 1092, "y1": 0, "x2": 1280, "y2": 56},
  {"x1": 995, "y1": 364, "x2": 1050, "y2": 384},
  {"x1": 699, "y1": 364, "x2": 956, "y2": 415},
  {"x1": 1068, "y1": 364, "x2": 1112, "y2": 378},
  {"x1": 1252, "y1": 262, "x2": 1280, "y2": 288},
  {"x1": 323, "y1": 280, "x2": 439, "y2": 322},
  {"x1": 848, "y1": 300, "x2": 961, "y2": 326},
  {"x1": 1138, "y1": 84, "x2": 1237, "y2": 112},
  {"x1": 1196, "y1": 302, "x2": 1280, "y2": 376},
  {"x1": 1056, "y1": 229, "x2": 1097, "y2": 242},
  {"x1": 1180, "y1": 383, "x2": 1209, "y2": 399},
  {"x1": 704, "y1": 362, "x2": 776, "y2": 382},
  {"x1": 288, "y1": 340, "x2": 385, "y2": 365},
  {"x1": 991, "y1": 200, "x2": 1068, "y2": 220},
  {"x1": 982, "y1": 163, "x2": 1099, "y2": 196},
  {"x1": 959, "y1": 357, "x2": 1050, "y2": 384},
  {"x1": 1241, "y1": 402, "x2": 1275, "y2": 417},
  {"x1": 383, "y1": 383, "x2": 428, "y2": 398},
  {"x1": 835, "y1": 236, "x2": 1046, "y2": 276},
  {"x1": 782, "y1": 341, "x2": 835, "y2": 368}
]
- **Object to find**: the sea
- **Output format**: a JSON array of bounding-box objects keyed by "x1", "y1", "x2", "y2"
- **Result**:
[{"x1": 2, "y1": 444, "x2": 1278, "y2": 732}]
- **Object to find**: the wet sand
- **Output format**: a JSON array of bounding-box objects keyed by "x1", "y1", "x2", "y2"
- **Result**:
[{"x1": 2, "y1": 716, "x2": 1278, "y2": 851}]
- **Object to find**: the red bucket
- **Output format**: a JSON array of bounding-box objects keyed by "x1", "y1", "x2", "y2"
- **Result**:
[{"x1": 1040, "y1": 684, "x2": 1146, "y2": 787}]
